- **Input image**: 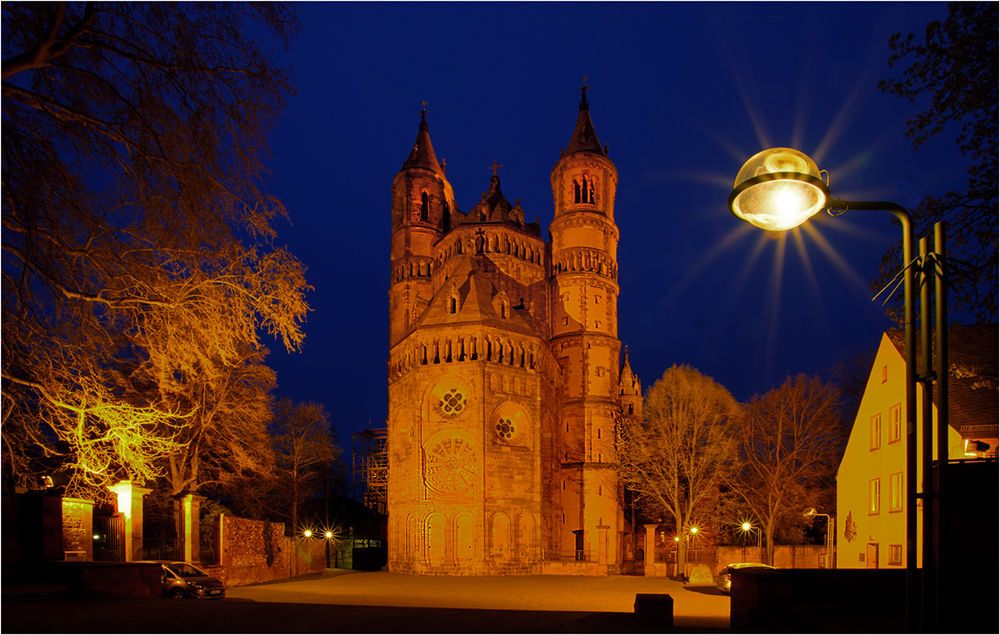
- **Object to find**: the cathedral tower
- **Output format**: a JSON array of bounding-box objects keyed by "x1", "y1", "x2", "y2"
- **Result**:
[
  {"x1": 548, "y1": 84, "x2": 623, "y2": 566},
  {"x1": 389, "y1": 108, "x2": 457, "y2": 348}
]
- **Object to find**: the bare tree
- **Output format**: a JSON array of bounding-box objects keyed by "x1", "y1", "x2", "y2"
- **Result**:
[
  {"x1": 1, "y1": 3, "x2": 308, "y2": 500},
  {"x1": 270, "y1": 398, "x2": 339, "y2": 536},
  {"x1": 616, "y1": 364, "x2": 741, "y2": 577},
  {"x1": 876, "y1": 2, "x2": 998, "y2": 324},
  {"x1": 729, "y1": 374, "x2": 846, "y2": 565}
]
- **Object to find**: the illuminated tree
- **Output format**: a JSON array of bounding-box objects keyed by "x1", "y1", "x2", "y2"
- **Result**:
[
  {"x1": 270, "y1": 398, "x2": 339, "y2": 536},
  {"x1": 1, "y1": 3, "x2": 307, "y2": 501},
  {"x1": 616, "y1": 364, "x2": 741, "y2": 577},
  {"x1": 728, "y1": 375, "x2": 846, "y2": 565},
  {"x1": 876, "y1": 1, "x2": 998, "y2": 323}
]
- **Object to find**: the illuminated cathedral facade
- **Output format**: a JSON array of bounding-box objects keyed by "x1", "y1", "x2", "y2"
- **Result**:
[{"x1": 387, "y1": 89, "x2": 640, "y2": 574}]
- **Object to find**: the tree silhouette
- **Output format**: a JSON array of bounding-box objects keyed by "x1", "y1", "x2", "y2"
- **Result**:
[
  {"x1": 1, "y1": 3, "x2": 307, "y2": 500},
  {"x1": 876, "y1": 2, "x2": 998, "y2": 324}
]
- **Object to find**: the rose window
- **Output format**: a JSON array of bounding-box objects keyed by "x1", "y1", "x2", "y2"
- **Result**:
[
  {"x1": 439, "y1": 389, "x2": 466, "y2": 417},
  {"x1": 496, "y1": 417, "x2": 515, "y2": 440},
  {"x1": 425, "y1": 437, "x2": 476, "y2": 494}
]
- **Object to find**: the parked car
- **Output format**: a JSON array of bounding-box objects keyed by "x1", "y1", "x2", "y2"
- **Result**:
[
  {"x1": 153, "y1": 561, "x2": 226, "y2": 599},
  {"x1": 715, "y1": 562, "x2": 775, "y2": 595}
]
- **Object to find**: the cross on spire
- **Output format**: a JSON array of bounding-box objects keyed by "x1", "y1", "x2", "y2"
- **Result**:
[
  {"x1": 489, "y1": 159, "x2": 503, "y2": 177},
  {"x1": 419, "y1": 101, "x2": 429, "y2": 124}
]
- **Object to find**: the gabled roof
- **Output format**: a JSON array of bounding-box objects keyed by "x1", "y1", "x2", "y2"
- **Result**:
[
  {"x1": 416, "y1": 256, "x2": 538, "y2": 337},
  {"x1": 885, "y1": 323, "x2": 998, "y2": 436}
]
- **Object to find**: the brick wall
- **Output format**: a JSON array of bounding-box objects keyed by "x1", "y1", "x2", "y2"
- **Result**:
[{"x1": 208, "y1": 515, "x2": 325, "y2": 588}]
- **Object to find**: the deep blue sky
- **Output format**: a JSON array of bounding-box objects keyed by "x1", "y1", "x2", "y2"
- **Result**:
[{"x1": 260, "y1": 2, "x2": 965, "y2": 445}]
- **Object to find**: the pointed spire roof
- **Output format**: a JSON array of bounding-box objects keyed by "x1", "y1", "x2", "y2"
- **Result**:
[
  {"x1": 619, "y1": 346, "x2": 641, "y2": 396},
  {"x1": 401, "y1": 105, "x2": 446, "y2": 176},
  {"x1": 564, "y1": 81, "x2": 607, "y2": 157}
]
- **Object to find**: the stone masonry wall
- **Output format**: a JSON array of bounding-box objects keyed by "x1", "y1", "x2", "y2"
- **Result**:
[{"x1": 206, "y1": 515, "x2": 325, "y2": 588}]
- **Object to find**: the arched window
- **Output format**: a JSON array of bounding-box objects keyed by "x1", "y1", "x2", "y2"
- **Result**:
[
  {"x1": 420, "y1": 192, "x2": 429, "y2": 221},
  {"x1": 574, "y1": 180, "x2": 581, "y2": 203}
]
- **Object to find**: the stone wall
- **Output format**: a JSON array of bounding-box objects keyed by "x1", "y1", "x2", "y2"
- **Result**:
[
  {"x1": 207, "y1": 515, "x2": 325, "y2": 588},
  {"x1": 716, "y1": 544, "x2": 829, "y2": 570}
]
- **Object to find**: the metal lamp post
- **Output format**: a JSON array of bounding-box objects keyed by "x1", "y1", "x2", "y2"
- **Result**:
[
  {"x1": 803, "y1": 507, "x2": 836, "y2": 569},
  {"x1": 728, "y1": 148, "x2": 921, "y2": 630}
]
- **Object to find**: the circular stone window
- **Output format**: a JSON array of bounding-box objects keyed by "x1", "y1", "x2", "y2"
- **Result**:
[
  {"x1": 439, "y1": 388, "x2": 467, "y2": 417},
  {"x1": 490, "y1": 401, "x2": 529, "y2": 446},
  {"x1": 496, "y1": 417, "x2": 515, "y2": 441}
]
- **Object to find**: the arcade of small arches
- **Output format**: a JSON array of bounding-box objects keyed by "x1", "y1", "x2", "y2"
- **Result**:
[
  {"x1": 394, "y1": 510, "x2": 540, "y2": 573},
  {"x1": 552, "y1": 247, "x2": 618, "y2": 280},
  {"x1": 388, "y1": 333, "x2": 541, "y2": 381},
  {"x1": 435, "y1": 228, "x2": 545, "y2": 268}
]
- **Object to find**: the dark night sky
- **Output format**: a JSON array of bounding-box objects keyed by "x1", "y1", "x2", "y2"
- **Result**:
[{"x1": 259, "y1": 2, "x2": 966, "y2": 445}]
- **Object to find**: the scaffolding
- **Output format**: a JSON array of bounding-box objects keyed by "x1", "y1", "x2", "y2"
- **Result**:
[{"x1": 352, "y1": 429, "x2": 388, "y2": 514}]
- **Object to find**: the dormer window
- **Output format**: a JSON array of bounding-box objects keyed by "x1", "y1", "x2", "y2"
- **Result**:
[{"x1": 420, "y1": 192, "x2": 429, "y2": 221}]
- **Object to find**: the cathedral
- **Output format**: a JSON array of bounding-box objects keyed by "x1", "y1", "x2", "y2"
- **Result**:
[{"x1": 387, "y1": 88, "x2": 642, "y2": 574}]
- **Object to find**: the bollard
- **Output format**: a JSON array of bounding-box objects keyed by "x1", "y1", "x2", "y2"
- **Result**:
[{"x1": 634, "y1": 593, "x2": 673, "y2": 628}]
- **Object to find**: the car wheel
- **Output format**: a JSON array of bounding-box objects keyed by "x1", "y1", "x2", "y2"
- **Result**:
[{"x1": 169, "y1": 588, "x2": 186, "y2": 599}]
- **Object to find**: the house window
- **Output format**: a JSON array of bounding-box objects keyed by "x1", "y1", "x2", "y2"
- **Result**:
[
  {"x1": 888, "y1": 544, "x2": 903, "y2": 566},
  {"x1": 420, "y1": 192, "x2": 429, "y2": 221},
  {"x1": 869, "y1": 478, "x2": 881, "y2": 515},
  {"x1": 889, "y1": 472, "x2": 903, "y2": 512},
  {"x1": 870, "y1": 413, "x2": 881, "y2": 450},
  {"x1": 889, "y1": 404, "x2": 902, "y2": 443},
  {"x1": 881, "y1": 365, "x2": 887, "y2": 382}
]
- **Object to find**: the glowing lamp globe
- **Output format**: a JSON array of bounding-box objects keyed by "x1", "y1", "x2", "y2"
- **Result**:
[{"x1": 729, "y1": 148, "x2": 830, "y2": 231}]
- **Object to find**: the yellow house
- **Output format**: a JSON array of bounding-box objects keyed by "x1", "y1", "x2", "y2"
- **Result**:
[{"x1": 836, "y1": 324, "x2": 998, "y2": 569}]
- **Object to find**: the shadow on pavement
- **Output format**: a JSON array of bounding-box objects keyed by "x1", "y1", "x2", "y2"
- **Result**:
[{"x1": 3, "y1": 596, "x2": 732, "y2": 634}]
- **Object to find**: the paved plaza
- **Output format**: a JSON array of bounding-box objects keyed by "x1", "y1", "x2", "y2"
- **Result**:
[{"x1": 4, "y1": 568, "x2": 732, "y2": 633}]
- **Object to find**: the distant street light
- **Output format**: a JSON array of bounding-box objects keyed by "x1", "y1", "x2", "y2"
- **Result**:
[
  {"x1": 738, "y1": 521, "x2": 762, "y2": 562},
  {"x1": 729, "y1": 147, "x2": 946, "y2": 631}
]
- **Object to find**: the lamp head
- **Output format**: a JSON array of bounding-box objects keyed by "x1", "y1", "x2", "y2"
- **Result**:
[
  {"x1": 803, "y1": 507, "x2": 818, "y2": 519},
  {"x1": 729, "y1": 148, "x2": 830, "y2": 231}
]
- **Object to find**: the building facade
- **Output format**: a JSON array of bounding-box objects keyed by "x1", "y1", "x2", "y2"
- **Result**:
[
  {"x1": 835, "y1": 324, "x2": 998, "y2": 570},
  {"x1": 386, "y1": 90, "x2": 631, "y2": 574}
]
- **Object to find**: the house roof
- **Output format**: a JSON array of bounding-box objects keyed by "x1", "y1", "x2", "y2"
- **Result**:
[{"x1": 885, "y1": 323, "x2": 998, "y2": 437}]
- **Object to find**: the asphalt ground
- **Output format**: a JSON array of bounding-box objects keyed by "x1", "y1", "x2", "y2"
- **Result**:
[{"x1": 3, "y1": 568, "x2": 733, "y2": 634}]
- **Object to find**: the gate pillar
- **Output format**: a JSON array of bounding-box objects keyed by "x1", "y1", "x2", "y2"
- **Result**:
[
  {"x1": 109, "y1": 481, "x2": 151, "y2": 562},
  {"x1": 182, "y1": 493, "x2": 207, "y2": 564},
  {"x1": 61, "y1": 498, "x2": 95, "y2": 561}
]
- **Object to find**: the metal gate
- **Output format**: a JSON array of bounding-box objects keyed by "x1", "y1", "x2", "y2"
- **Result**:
[{"x1": 93, "y1": 515, "x2": 126, "y2": 562}]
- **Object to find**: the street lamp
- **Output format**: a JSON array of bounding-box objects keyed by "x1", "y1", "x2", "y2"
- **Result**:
[
  {"x1": 803, "y1": 507, "x2": 835, "y2": 570},
  {"x1": 729, "y1": 147, "x2": 919, "y2": 628},
  {"x1": 738, "y1": 521, "x2": 762, "y2": 562}
]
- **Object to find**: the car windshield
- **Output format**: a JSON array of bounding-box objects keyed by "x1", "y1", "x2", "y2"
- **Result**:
[{"x1": 167, "y1": 563, "x2": 208, "y2": 578}]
